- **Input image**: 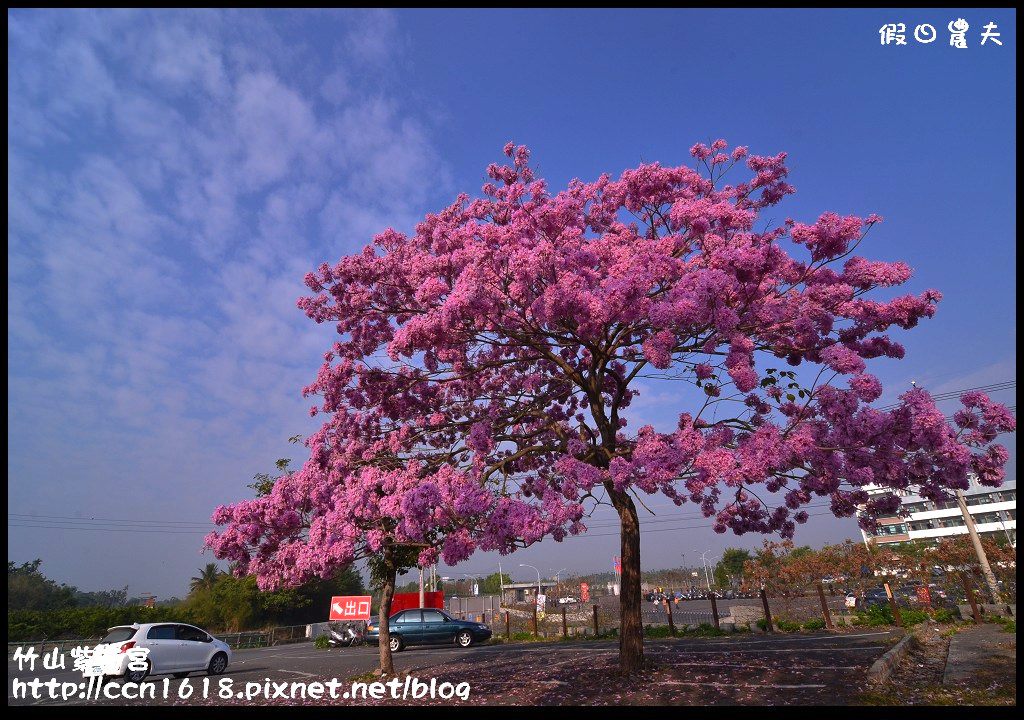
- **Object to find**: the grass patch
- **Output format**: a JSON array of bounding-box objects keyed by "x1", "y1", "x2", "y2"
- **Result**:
[
  {"x1": 684, "y1": 623, "x2": 728, "y2": 637},
  {"x1": 939, "y1": 624, "x2": 965, "y2": 639},
  {"x1": 313, "y1": 635, "x2": 329, "y2": 649},
  {"x1": 991, "y1": 617, "x2": 1016, "y2": 634},
  {"x1": 857, "y1": 685, "x2": 1015, "y2": 706}
]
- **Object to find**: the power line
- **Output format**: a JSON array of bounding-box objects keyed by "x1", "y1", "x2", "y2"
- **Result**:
[
  {"x1": 8, "y1": 513, "x2": 213, "y2": 528},
  {"x1": 565, "y1": 510, "x2": 842, "y2": 539},
  {"x1": 581, "y1": 502, "x2": 835, "y2": 529},
  {"x1": 7, "y1": 523, "x2": 210, "y2": 535},
  {"x1": 637, "y1": 373, "x2": 1014, "y2": 411},
  {"x1": 8, "y1": 505, "x2": 845, "y2": 539},
  {"x1": 878, "y1": 380, "x2": 1015, "y2": 411}
]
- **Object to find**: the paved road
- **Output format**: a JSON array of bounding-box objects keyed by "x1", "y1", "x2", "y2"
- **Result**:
[
  {"x1": 9, "y1": 629, "x2": 896, "y2": 706},
  {"x1": 10, "y1": 642, "x2": 440, "y2": 706}
]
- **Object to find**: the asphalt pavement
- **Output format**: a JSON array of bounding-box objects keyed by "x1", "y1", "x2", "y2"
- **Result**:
[
  {"x1": 9, "y1": 622, "x2": 1014, "y2": 706},
  {"x1": 9, "y1": 630, "x2": 898, "y2": 706}
]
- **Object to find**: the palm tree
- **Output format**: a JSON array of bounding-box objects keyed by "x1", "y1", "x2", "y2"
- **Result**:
[{"x1": 190, "y1": 563, "x2": 223, "y2": 593}]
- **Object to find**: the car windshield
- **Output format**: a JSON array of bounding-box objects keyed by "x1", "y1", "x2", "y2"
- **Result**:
[{"x1": 100, "y1": 627, "x2": 137, "y2": 644}]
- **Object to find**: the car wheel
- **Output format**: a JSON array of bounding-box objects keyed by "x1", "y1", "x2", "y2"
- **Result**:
[
  {"x1": 208, "y1": 652, "x2": 228, "y2": 676},
  {"x1": 388, "y1": 635, "x2": 404, "y2": 653},
  {"x1": 457, "y1": 630, "x2": 473, "y2": 648},
  {"x1": 124, "y1": 661, "x2": 150, "y2": 684},
  {"x1": 173, "y1": 672, "x2": 190, "y2": 679}
]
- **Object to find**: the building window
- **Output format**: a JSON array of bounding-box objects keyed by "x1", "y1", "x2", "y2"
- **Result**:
[{"x1": 870, "y1": 523, "x2": 907, "y2": 537}]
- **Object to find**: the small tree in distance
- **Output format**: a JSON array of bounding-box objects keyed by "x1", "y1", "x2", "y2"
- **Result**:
[
  {"x1": 210, "y1": 141, "x2": 1013, "y2": 675},
  {"x1": 714, "y1": 547, "x2": 752, "y2": 588}
]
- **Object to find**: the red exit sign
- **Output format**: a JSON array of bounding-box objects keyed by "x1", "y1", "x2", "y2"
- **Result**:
[{"x1": 329, "y1": 595, "x2": 372, "y2": 621}]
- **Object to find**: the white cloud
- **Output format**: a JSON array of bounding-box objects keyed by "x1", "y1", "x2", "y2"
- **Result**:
[
  {"x1": 234, "y1": 72, "x2": 318, "y2": 188},
  {"x1": 7, "y1": 8, "x2": 448, "y2": 598},
  {"x1": 344, "y1": 8, "x2": 401, "y2": 67}
]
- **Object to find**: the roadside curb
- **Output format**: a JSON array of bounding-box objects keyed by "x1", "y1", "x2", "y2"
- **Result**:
[{"x1": 866, "y1": 629, "x2": 920, "y2": 685}]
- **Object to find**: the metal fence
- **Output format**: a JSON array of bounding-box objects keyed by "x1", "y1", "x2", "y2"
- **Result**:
[{"x1": 213, "y1": 624, "x2": 310, "y2": 649}]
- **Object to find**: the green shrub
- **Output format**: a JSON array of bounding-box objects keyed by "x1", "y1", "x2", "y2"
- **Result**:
[
  {"x1": 691, "y1": 623, "x2": 727, "y2": 637},
  {"x1": 644, "y1": 625, "x2": 674, "y2": 638},
  {"x1": 802, "y1": 618, "x2": 826, "y2": 630},
  {"x1": 899, "y1": 608, "x2": 929, "y2": 626},
  {"x1": 853, "y1": 604, "x2": 894, "y2": 627},
  {"x1": 931, "y1": 607, "x2": 957, "y2": 624},
  {"x1": 509, "y1": 631, "x2": 547, "y2": 642},
  {"x1": 776, "y1": 620, "x2": 802, "y2": 632},
  {"x1": 313, "y1": 635, "x2": 329, "y2": 649},
  {"x1": 755, "y1": 618, "x2": 768, "y2": 630}
]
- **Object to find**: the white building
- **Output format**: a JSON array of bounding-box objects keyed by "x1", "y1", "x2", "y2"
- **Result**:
[{"x1": 858, "y1": 477, "x2": 1016, "y2": 548}]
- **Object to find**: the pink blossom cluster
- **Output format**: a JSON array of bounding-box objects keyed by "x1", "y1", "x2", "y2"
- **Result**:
[{"x1": 206, "y1": 457, "x2": 582, "y2": 590}]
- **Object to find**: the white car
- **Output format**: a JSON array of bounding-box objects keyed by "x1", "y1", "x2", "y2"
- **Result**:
[
  {"x1": 84, "y1": 623, "x2": 231, "y2": 683},
  {"x1": 557, "y1": 596, "x2": 577, "y2": 605}
]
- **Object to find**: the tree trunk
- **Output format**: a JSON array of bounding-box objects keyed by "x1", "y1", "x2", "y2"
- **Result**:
[
  {"x1": 610, "y1": 487, "x2": 644, "y2": 674},
  {"x1": 378, "y1": 561, "x2": 397, "y2": 676}
]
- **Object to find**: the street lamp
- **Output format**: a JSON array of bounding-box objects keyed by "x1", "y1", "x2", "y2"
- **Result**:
[
  {"x1": 707, "y1": 554, "x2": 721, "y2": 590},
  {"x1": 520, "y1": 563, "x2": 541, "y2": 602},
  {"x1": 697, "y1": 550, "x2": 714, "y2": 591},
  {"x1": 462, "y1": 573, "x2": 481, "y2": 596},
  {"x1": 551, "y1": 567, "x2": 567, "y2": 583}
]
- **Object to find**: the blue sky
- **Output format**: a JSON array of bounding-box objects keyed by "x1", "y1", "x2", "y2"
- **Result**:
[{"x1": 8, "y1": 9, "x2": 1016, "y2": 599}]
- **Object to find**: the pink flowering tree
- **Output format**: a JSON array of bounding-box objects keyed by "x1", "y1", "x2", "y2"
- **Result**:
[{"x1": 213, "y1": 140, "x2": 1013, "y2": 674}]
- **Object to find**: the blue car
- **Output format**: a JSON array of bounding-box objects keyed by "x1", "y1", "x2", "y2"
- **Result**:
[{"x1": 365, "y1": 608, "x2": 492, "y2": 652}]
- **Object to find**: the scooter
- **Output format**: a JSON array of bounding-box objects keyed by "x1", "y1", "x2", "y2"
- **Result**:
[{"x1": 327, "y1": 623, "x2": 363, "y2": 648}]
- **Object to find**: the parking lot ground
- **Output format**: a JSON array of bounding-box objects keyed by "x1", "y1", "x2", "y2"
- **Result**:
[
  {"x1": 10, "y1": 629, "x2": 900, "y2": 706},
  {"x1": 406, "y1": 629, "x2": 900, "y2": 706}
]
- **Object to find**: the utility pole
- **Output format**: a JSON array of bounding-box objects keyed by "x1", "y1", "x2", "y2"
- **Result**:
[
  {"x1": 955, "y1": 489, "x2": 1001, "y2": 602},
  {"x1": 905, "y1": 380, "x2": 1002, "y2": 603},
  {"x1": 418, "y1": 566, "x2": 425, "y2": 607},
  {"x1": 499, "y1": 562, "x2": 505, "y2": 605}
]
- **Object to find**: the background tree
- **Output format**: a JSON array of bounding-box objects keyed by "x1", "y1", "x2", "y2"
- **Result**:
[
  {"x1": 213, "y1": 141, "x2": 1013, "y2": 674},
  {"x1": 8, "y1": 560, "x2": 76, "y2": 611},
  {"x1": 713, "y1": 548, "x2": 751, "y2": 588},
  {"x1": 190, "y1": 563, "x2": 223, "y2": 594},
  {"x1": 479, "y1": 572, "x2": 512, "y2": 595},
  {"x1": 74, "y1": 586, "x2": 128, "y2": 609}
]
